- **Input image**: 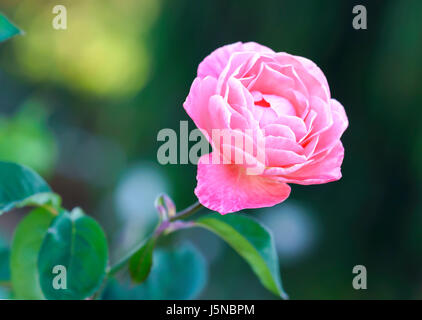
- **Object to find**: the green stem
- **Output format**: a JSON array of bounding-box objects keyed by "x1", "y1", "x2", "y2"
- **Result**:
[
  {"x1": 169, "y1": 201, "x2": 203, "y2": 221},
  {"x1": 106, "y1": 201, "x2": 204, "y2": 277}
]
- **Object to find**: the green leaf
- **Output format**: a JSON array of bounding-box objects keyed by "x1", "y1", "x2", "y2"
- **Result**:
[
  {"x1": 104, "y1": 242, "x2": 207, "y2": 300},
  {"x1": 18, "y1": 192, "x2": 61, "y2": 210},
  {"x1": 0, "y1": 13, "x2": 22, "y2": 43},
  {"x1": 129, "y1": 236, "x2": 156, "y2": 284},
  {"x1": 10, "y1": 208, "x2": 55, "y2": 299},
  {"x1": 37, "y1": 208, "x2": 108, "y2": 300},
  {"x1": 0, "y1": 161, "x2": 60, "y2": 215},
  {"x1": 196, "y1": 213, "x2": 287, "y2": 299}
]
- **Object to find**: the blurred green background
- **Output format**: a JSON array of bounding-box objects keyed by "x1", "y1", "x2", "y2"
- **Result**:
[{"x1": 1, "y1": 0, "x2": 422, "y2": 299}]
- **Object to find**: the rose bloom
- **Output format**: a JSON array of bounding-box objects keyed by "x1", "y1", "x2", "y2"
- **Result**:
[{"x1": 184, "y1": 42, "x2": 348, "y2": 214}]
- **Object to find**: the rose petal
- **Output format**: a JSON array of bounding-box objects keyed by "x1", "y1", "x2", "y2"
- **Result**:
[
  {"x1": 274, "y1": 115, "x2": 307, "y2": 141},
  {"x1": 226, "y1": 77, "x2": 257, "y2": 125},
  {"x1": 275, "y1": 53, "x2": 331, "y2": 102},
  {"x1": 266, "y1": 148, "x2": 307, "y2": 167},
  {"x1": 279, "y1": 141, "x2": 345, "y2": 185},
  {"x1": 302, "y1": 96, "x2": 333, "y2": 142},
  {"x1": 313, "y1": 99, "x2": 348, "y2": 155},
  {"x1": 195, "y1": 153, "x2": 291, "y2": 214},
  {"x1": 263, "y1": 123, "x2": 296, "y2": 141},
  {"x1": 263, "y1": 94, "x2": 296, "y2": 117},
  {"x1": 183, "y1": 76, "x2": 218, "y2": 135},
  {"x1": 248, "y1": 64, "x2": 295, "y2": 96},
  {"x1": 303, "y1": 135, "x2": 319, "y2": 158},
  {"x1": 295, "y1": 56, "x2": 330, "y2": 95},
  {"x1": 198, "y1": 42, "x2": 273, "y2": 79},
  {"x1": 208, "y1": 95, "x2": 232, "y2": 131},
  {"x1": 265, "y1": 136, "x2": 304, "y2": 154},
  {"x1": 285, "y1": 89, "x2": 309, "y2": 117}
]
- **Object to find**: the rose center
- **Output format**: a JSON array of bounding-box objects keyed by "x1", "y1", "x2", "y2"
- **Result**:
[
  {"x1": 252, "y1": 91, "x2": 271, "y2": 108},
  {"x1": 255, "y1": 98, "x2": 271, "y2": 108}
]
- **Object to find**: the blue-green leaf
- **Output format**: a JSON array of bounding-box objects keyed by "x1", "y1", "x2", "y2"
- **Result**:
[
  {"x1": 37, "y1": 208, "x2": 108, "y2": 300},
  {"x1": 129, "y1": 236, "x2": 156, "y2": 284},
  {"x1": 0, "y1": 13, "x2": 22, "y2": 43},
  {"x1": 0, "y1": 161, "x2": 60, "y2": 215},
  {"x1": 10, "y1": 208, "x2": 56, "y2": 299},
  {"x1": 196, "y1": 213, "x2": 287, "y2": 299},
  {"x1": 104, "y1": 242, "x2": 207, "y2": 300}
]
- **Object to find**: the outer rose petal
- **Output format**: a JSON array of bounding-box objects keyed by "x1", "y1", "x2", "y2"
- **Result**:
[
  {"x1": 312, "y1": 99, "x2": 348, "y2": 155},
  {"x1": 274, "y1": 53, "x2": 331, "y2": 102},
  {"x1": 195, "y1": 153, "x2": 291, "y2": 214},
  {"x1": 183, "y1": 76, "x2": 218, "y2": 134},
  {"x1": 279, "y1": 141, "x2": 345, "y2": 185},
  {"x1": 295, "y1": 56, "x2": 330, "y2": 96},
  {"x1": 198, "y1": 42, "x2": 274, "y2": 79}
]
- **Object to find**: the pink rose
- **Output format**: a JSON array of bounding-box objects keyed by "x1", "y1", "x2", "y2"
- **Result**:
[{"x1": 184, "y1": 42, "x2": 348, "y2": 214}]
